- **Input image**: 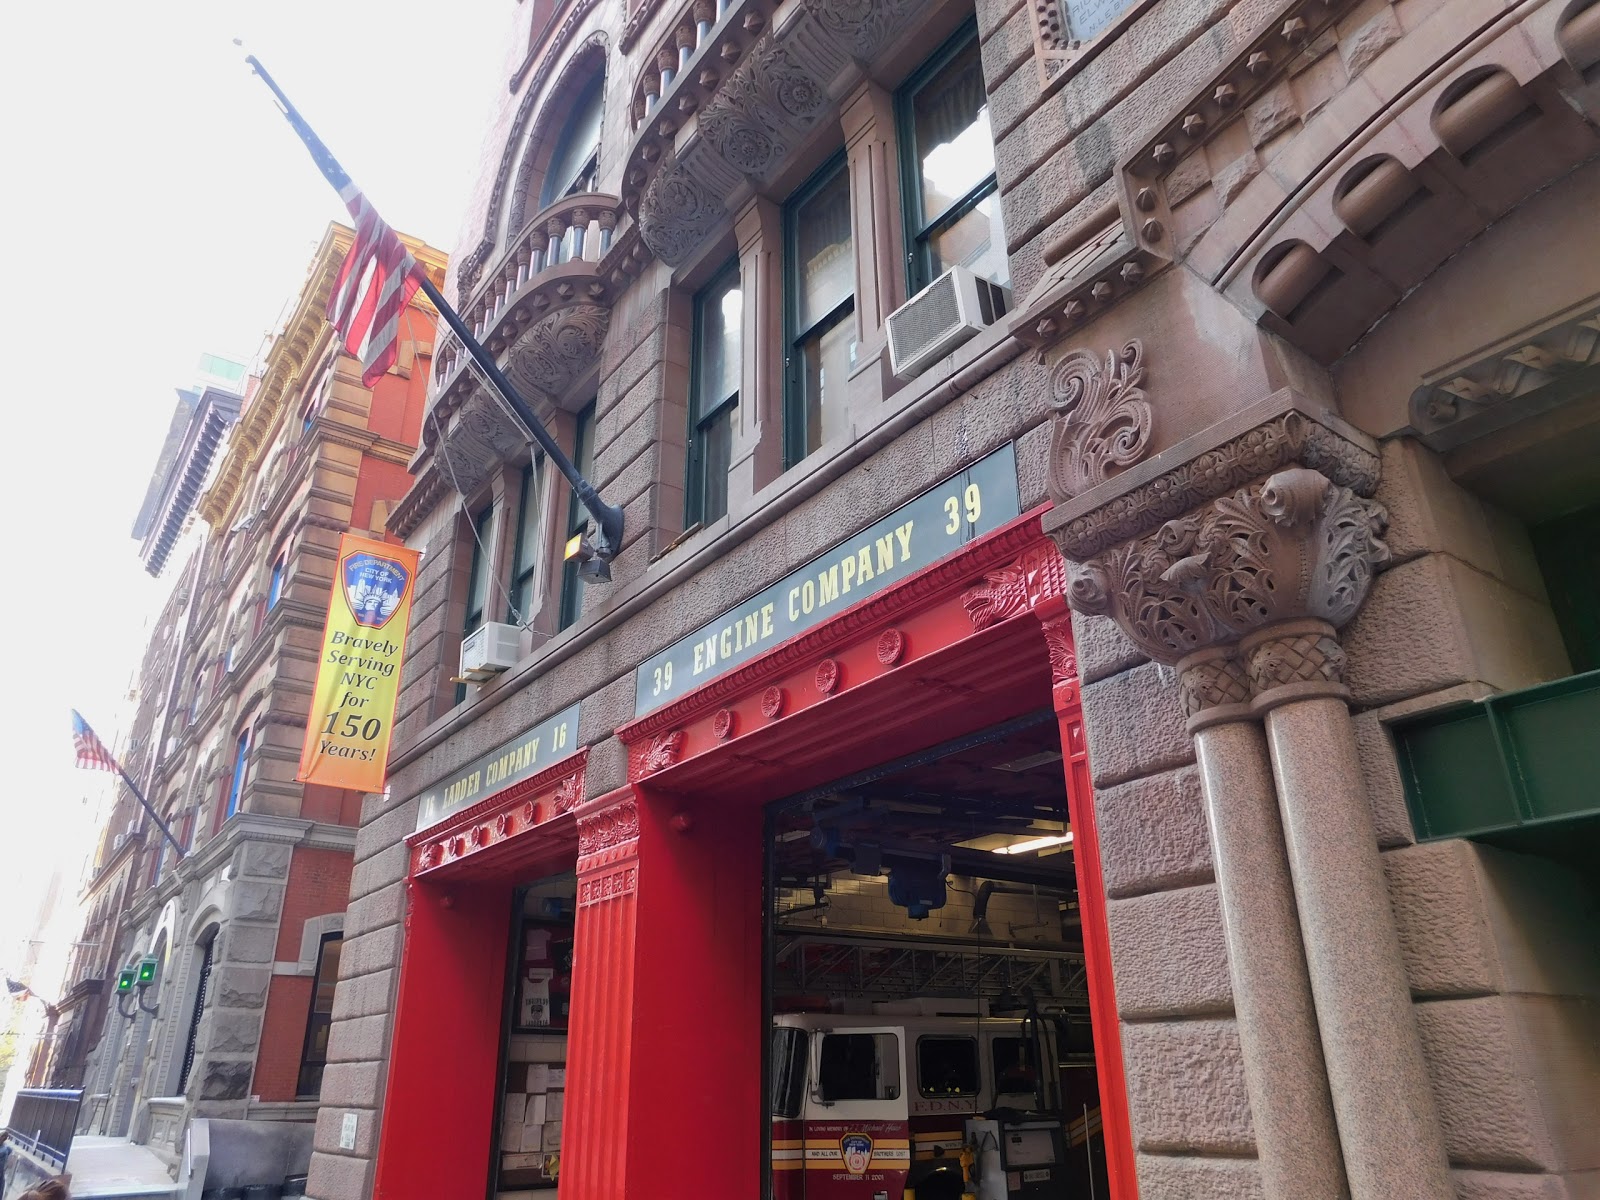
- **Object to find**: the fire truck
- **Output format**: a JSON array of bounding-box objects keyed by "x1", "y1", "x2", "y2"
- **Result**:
[{"x1": 770, "y1": 1001, "x2": 1100, "y2": 1199}]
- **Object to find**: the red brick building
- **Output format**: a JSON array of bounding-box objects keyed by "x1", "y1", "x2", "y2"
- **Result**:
[{"x1": 68, "y1": 225, "x2": 446, "y2": 1169}]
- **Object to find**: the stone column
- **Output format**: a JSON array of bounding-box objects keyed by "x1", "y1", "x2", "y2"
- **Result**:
[
  {"x1": 1181, "y1": 648, "x2": 1348, "y2": 1200},
  {"x1": 1244, "y1": 621, "x2": 1454, "y2": 1200},
  {"x1": 840, "y1": 80, "x2": 907, "y2": 353},
  {"x1": 1044, "y1": 383, "x2": 1456, "y2": 1200},
  {"x1": 727, "y1": 196, "x2": 784, "y2": 512}
]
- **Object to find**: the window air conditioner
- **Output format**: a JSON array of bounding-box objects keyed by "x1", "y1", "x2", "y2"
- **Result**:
[
  {"x1": 460, "y1": 621, "x2": 522, "y2": 680},
  {"x1": 886, "y1": 265, "x2": 1009, "y2": 381}
]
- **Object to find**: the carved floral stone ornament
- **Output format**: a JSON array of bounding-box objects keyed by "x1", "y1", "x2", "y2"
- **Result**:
[
  {"x1": 1046, "y1": 339, "x2": 1152, "y2": 500},
  {"x1": 1064, "y1": 466, "x2": 1390, "y2": 727}
]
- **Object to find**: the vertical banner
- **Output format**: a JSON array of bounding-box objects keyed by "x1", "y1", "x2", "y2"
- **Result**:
[{"x1": 298, "y1": 533, "x2": 421, "y2": 791}]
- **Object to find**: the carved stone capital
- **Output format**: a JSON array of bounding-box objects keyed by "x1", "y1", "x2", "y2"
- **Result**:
[
  {"x1": 1241, "y1": 618, "x2": 1349, "y2": 711},
  {"x1": 1064, "y1": 467, "x2": 1389, "y2": 667},
  {"x1": 1046, "y1": 390, "x2": 1380, "y2": 562},
  {"x1": 1176, "y1": 645, "x2": 1254, "y2": 732}
]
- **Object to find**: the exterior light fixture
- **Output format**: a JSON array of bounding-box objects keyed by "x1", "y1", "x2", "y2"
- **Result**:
[
  {"x1": 564, "y1": 528, "x2": 612, "y2": 582},
  {"x1": 116, "y1": 957, "x2": 161, "y2": 1021}
]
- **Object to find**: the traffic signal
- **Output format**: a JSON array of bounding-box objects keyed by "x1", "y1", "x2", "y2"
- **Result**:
[
  {"x1": 116, "y1": 966, "x2": 136, "y2": 994},
  {"x1": 137, "y1": 956, "x2": 158, "y2": 987}
]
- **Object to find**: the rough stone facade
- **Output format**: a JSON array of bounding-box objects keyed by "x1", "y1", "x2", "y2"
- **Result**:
[{"x1": 310, "y1": 0, "x2": 1600, "y2": 1195}]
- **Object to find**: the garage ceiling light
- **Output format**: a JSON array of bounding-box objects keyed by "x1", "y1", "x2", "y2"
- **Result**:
[
  {"x1": 992, "y1": 750, "x2": 1063, "y2": 772},
  {"x1": 998, "y1": 832, "x2": 1074, "y2": 855}
]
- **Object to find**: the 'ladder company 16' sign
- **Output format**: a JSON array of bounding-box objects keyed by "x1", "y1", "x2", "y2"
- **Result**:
[
  {"x1": 414, "y1": 702, "x2": 581, "y2": 832},
  {"x1": 634, "y1": 442, "x2": 1020, "y2": 716}
]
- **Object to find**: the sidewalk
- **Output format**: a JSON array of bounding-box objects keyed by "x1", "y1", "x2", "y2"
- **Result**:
[{"x1": 63, "y1": 1137, "x2": 176, "y2": 1199}]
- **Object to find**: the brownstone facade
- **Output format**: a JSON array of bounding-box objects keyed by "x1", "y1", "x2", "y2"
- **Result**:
[{"x1": 312, "y1": 0, "x2": 1599, "y2": 1196}]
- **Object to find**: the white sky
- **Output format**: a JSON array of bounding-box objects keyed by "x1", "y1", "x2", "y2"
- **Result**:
[{"x1": 0, "y1": 0, "x2": 515, "y2": 976}]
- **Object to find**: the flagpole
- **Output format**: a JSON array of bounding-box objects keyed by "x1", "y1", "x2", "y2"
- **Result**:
[
  {"x1": 242, "y1": 53, "x2": 623, "y2": 561},
  {"x1": 413, "y1": 275, "x2": 624, "y2": 557},
  {"x1": 114, "y1": 762, "x2": 187, "y2": 861}
]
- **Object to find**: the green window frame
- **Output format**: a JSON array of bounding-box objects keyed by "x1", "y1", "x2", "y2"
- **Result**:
[
  {"x1": 687, "y1": 259, "x2": 742, "y2": 527},
  {"x1": 508, "y1": 460, "x2": 543, "y2": 624},
  {"x1": 456, "y1": 503, "x2": 495, "y2": 705},
  {"x1": 295, "y1": 932, "x2": 343, "y2": 1098},
  {"x1": 783, "y1": 153, "x2": 855, "y2": 469},
  {"x1": 539, "y1": 74, "x2": 604, "y2": 210},
  {"x1": 895, "y1": 21, "x2": 1009, "y2": 297},
  {"x1": 559, "y1": 403, "x2": 597, "y2": 631}
]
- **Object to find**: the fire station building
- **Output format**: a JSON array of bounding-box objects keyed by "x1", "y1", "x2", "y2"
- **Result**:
[{"x1": 306, "y1": 0, "x2": 1600, "y2": 1194}]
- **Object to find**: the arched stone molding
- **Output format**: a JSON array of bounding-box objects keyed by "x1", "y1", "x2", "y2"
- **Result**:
[
  {"x1": 504, "y1": 35, "x2": 611, "y2": 243},
  {"x1": 1105, "y1": 0, "x2": 1600, "y2": 365},
  {"x1": 456, "y1": 20, "x2": 610, "y2": 300},
  {"x1": 276, "y1": 912, "x2": 344, "y2": 977}
]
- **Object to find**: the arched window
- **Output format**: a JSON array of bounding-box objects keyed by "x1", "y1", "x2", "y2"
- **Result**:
[
  {"x1": 177, "y1": 929, "x2": 217, "y2": 1096},
  {"x1": 539, "y1": 73, "x2": 604, "y2": 210},
  {"x1": 225, "y1": 729, "x2": 251, "y2": 820},
  {"x1": 188, "y1": 669, "x2": 207, "y2": 723},
  {"x1": 267, "y1": 552, "x2": 286, "y2": 610}
]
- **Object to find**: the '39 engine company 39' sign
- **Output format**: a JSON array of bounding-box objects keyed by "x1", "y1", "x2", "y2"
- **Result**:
[{"x1": 634, "y1": 442, "x2": 1020, "y2": 716}]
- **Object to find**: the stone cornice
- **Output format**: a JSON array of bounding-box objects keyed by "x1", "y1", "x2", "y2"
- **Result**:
[
  {"x1": 1011, "y1": 205, "x2": 1165, "y2": 349},
  {"x1": 1409, "y1": 301, "x2": 1600, "y2": 451},
  {"x1": 201, "y1": 226, "x2": 352, "y2": 529},
  {"x1": 407, "y1": 749, "x2": 587, "y2": 877},
  {"x1": 200, "y1": 224, "x2": 447, "y2": 529},
  {"x1": 388, "y1": 462, "x2": 450, "y2": 539}
]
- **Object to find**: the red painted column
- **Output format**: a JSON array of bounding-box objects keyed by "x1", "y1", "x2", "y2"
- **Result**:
[
  {"x1": 1041, "y1": 611, "x2": 1138, "y2": 1199},
  {"x1": 561, "y1": 785, "x2": 763, "y2": 1199},
  {"x1": 372, "y1": 876, "x2": 510, "y2": 1200},
  {"x1": 561, "y1": 789, "x2": 642, "y2": 1195}
]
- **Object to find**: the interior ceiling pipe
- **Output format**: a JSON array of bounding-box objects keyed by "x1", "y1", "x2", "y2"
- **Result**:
[
  {"x1": 811, "y1": 828, "x2": 1076, "y2": 889},
  {"x1": 972, "y1": 881, "x2": 1067, "y2": 923}
]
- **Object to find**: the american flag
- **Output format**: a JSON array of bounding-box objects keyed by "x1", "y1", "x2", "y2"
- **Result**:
[
  {"x1": 248, "y1": 57, "x2": 421, "y2": 387},
  {"x1": 72, "y1": 709, "x2": 120, "y2": 774},
  {"x1": 327, "y1": 184, "x2": 423, "y2": 387}
]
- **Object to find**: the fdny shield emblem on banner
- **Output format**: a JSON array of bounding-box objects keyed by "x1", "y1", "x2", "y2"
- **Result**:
[
  {"x1": 839, "y1": 1133, "x2": 873, "y2": 1176},
  {"x1": 343, "y1": 552, "x2": 410, "y2": 630}
]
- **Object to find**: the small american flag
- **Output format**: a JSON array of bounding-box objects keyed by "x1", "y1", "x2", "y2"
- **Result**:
[
  {"x1": 72, "y1": 710, "x2": 120, "y2": 774},
  {"x1": 248, "y1": 57, "x2": 421, "y2": 387}
]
